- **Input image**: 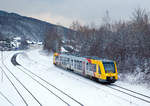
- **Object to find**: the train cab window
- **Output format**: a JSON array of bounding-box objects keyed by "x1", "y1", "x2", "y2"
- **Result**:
[{"x1": 103, "y1": 62, "x2": 115, "y2": 73}]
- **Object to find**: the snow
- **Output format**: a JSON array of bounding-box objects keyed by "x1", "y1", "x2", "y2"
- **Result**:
[
  {"x1": 0, "y1": 48, "x2": 150, "y2": 106},
  {"x1": 13, "y1": 37, "x2": 21, "y2": 40},
  {"x1": 61, "y1": 47, "x2": 68, "y2": 52}
]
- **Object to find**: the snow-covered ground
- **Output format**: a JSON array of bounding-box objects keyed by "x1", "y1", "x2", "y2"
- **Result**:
[{"x1": 0, "y1": 48, "x2": 150, "y2": 106}]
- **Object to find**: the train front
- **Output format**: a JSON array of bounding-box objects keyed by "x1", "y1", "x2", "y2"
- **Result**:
[{"x1": 102, "y1": 61, "x2": 118, "y2": 83}]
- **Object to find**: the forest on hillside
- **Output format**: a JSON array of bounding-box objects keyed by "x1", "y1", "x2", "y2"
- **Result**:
[{"x1": 44, "y1": 8, "x2": 150, "y2": 85}]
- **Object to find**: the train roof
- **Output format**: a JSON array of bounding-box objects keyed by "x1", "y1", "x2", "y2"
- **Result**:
[
  {"x1": 59, "y1": 53, "x2": 114, "y2": 62},
  {"x1": 83, "y1": 56, "x2": 114, "y2": 62}
]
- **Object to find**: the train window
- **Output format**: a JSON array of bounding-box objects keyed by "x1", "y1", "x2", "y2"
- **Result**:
[
  {"x1": 103, "y1": 62, "x2": 115, "y2": 73},
  {"x1": 71, "y1": 60, "x2": 73, "y2": 66},
  {"x1": 55, "y1": 56, "x2": 58, "y2": 60},
  {"x1": 90, "y1": 63, "x2": 92, "y2": 71},
  {"x1": 76, "y1": 60, "x2": 78, "y2": 69},
  {"x1": 88, "y1": 63, "x2": 90, "y2": 71},
  {"x1": 65, "y1": 58, "x2": 67, "y2": 64},
  {"x1": 64, "y1": 58, "x2": 67, "y2": 65},
  {"x1": 82, "y1": 61, "x2": 85, "y2": 71},
  {"x1": 93, "y1": 64, "x2": 96, "y2": 72},
  {"x1": 66, "y1": 58, "x2": 68, "y2": 65},
  {"x1": 76, "y1": 60, "x2": 77, "y2": 68},
  {"x1": 98, "y1": 66, "x2": 101, "y2": 74},
  {"x1": 74, "y1": 60, "x2": 77, "y2": 68},
  {"x1": 60, "y1": 57, "x2": 62, "y2": 64},
  {"x1": 79, "y1": 61, "x2": 82, "y2": 70},
  {"x1": 61, "y1": 57, "x2": 63, "y2": 64},
  {"x1": 62, "y1": 57, "x2": 64, "y2": 64},
  {"x1": 67, "y1": 58, "x2": 69, "y2": 62},
  {"x1": 86, "y1": 63, "x2": 92, "y2": 71},
  {"x1": 63, "y1": 57, "x2": 66, "y2": 65},
  {"x1": 86, "y1": 63, "x2": 88, "y2": 70},
  {"x1": 91, "y1": 65, "x2": 93, "y2": 71},
  {"x1": 77, "y1": 60, "x2": 80, "y2": 69}
]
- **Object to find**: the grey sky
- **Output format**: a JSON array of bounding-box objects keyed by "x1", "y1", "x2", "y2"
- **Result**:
[{"x1": 0, "y1": 0, "x2": 150, "y2": 27}]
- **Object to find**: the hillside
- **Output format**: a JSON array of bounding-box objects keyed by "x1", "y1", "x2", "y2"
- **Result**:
[{"x1": 0, "y1": 10, "x2": 74, "y2": 42}]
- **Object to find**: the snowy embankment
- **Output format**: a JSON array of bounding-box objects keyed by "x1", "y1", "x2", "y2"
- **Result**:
[{"x1": 0, "y1": 48, "x2": 150, "y2": 106}]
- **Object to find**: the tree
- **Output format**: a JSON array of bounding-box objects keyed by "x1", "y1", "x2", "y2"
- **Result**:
[
  {"x1": 43, "y1": 27, "x2": 61, "y2": 52},
  {"x1": 19, "y1": 36, "x2": 28, "y2": 50}
]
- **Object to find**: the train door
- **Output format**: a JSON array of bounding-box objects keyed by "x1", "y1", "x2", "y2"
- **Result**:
[{"x1": 86, "y1": 63, "x2": 94, "y2": 77}]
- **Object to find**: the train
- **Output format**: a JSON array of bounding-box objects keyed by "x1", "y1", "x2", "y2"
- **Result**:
[{"x1": 53, "y1": 52, "x2": 118, "y2": 83}]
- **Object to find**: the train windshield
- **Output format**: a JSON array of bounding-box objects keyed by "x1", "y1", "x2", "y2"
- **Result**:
[{"x1": 103, "y1": 62, "x2": 115, "y2": 73}]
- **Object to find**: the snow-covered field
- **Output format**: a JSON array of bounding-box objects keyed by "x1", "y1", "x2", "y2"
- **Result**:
[{"x1": 0, "y1": 48, "x2": 150, "y2": 106}]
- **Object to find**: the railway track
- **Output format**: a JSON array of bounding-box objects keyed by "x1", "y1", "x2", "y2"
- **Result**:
[
  {"x1": 0, "y1": 90, "x2": 14, "y2": 106},
  {"x1": 14, "y1": 52, "x2": 150, "y2": 105},
  {"x1": 107, "y1": 84, "x2": 150, "y2": 103},
  {"x1": 1, "y1": 51, "x2": 42, "y2": 106},
  {"x1": 112, "y1": 84, "x2": 150, "y2": 99},
  {"x1": 11, "y1": 53, "x2": 84, "y2": 106},
  {"x1": 0, "y1": 66, "x2": 28, "y2": 106},
  {"x1": 3, "y1": 64, "x2": 43, "y2": 106},
  {"x1": 60, "y1": 66, "x2": 150, "y2": 104},
  {"x1": 58, "y1": 66, "x2": 150, "y2": 104}
]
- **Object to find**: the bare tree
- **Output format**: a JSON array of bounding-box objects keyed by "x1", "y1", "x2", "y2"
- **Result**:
[{"x1": 43, "y1": 27, "x2": 61, "y2": 52}]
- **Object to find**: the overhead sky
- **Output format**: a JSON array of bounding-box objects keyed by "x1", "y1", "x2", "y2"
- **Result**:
[{"x1": 0, "y1": 0, "x2": 150, "y2": 27}]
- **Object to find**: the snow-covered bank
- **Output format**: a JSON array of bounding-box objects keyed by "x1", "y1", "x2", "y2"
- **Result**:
[{"x1": 119, "y1": 72, "x2": 150, "y2": 89}]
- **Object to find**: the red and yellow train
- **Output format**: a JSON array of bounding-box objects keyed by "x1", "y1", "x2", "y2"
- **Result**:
[{"x1": 53, "y1": 53, "x2": 118, "y2": 83}]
